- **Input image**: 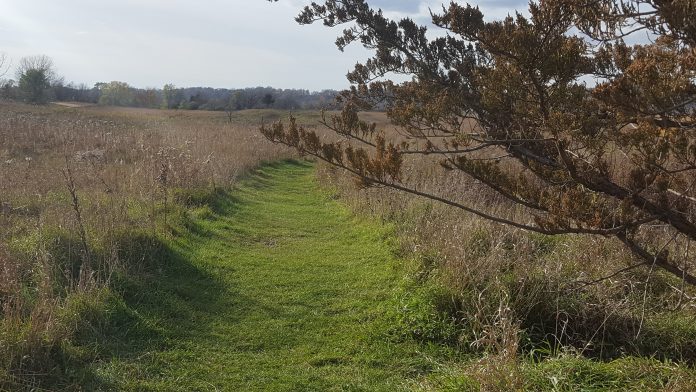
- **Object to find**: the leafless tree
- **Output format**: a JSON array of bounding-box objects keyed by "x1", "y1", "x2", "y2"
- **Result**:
[
  {"x1": 16, "y1": 55, "x2": 56, "y2": 83},
  {"x1": 0, "y1": 52, "x2": 10, "y2": 79}
]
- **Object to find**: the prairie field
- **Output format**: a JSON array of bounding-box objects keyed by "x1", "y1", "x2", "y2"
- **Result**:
[
  {"x1": 0, "y1": 102, "x2": 293, "y2": 388},
  {"x1": 1, "y1": 102, "x2": 696, "y2": 391},
  {"x1": 3, "y1": 0, "x2": 695, "y2": 389}
]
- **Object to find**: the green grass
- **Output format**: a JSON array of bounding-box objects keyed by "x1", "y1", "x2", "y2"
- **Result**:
[
  {"x1": 30, "y1": 159, "x2": 696, "y2": 391},
  {"x1": 63, "y1": 159, "x2": 434, "y2": 391}
]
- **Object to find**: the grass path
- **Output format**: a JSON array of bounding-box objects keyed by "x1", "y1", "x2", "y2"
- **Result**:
[{"x1": 83, "y1": 160, "x2": 427, "y2": 391}]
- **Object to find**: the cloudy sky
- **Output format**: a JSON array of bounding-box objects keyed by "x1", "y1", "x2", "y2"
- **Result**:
[{"x1": 0, "y1": 0, "x2": 526, "y2": 91}]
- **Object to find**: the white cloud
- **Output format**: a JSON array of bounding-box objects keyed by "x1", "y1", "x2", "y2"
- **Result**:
[{"x1": 0, "y1": 0, "x2": 527, "y2": 89}]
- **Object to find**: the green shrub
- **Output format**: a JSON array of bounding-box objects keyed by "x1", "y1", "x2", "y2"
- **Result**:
[{"x1": 390, "y1": 283, "x2": 461, "y2": 346}]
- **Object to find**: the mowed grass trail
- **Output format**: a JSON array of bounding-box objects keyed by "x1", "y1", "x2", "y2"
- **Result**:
[{"x1": 81, "y1": 160, "x2": 426, "y2": 391}]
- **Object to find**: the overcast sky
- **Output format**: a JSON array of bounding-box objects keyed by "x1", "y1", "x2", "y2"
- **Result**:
[{"x1": 0, "y1": 0, "x2": 526, "y2": 91}]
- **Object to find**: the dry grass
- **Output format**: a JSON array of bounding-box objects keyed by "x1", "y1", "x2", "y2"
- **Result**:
[
  {"x1": 316, "y1": 124, "x2": 696, "y2": 386},
  {"x1": 0, "y1": 103, "x2": 290, "y2": 231},
  {"x1": 3, "y1": 100, "x2": 694, "y2": 388},
  {"x1": 0, "y1": 102, "x2": 293, "y2": 385}
]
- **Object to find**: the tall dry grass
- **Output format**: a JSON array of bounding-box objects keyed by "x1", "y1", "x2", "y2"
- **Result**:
[
  {"x1": 317, "y1": 136, "x2": 696, "y2": 369},
  {"x1": 0, "y1": 102, "x2": 291, "y2": 386}
]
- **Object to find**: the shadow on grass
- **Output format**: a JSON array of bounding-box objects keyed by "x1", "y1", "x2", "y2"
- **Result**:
[
  {"x1": 33, "y1": 159, "x2": 316, "y2": 390},
  {"x1": 388, "y1": 242, "x2": 696, "y2": 368},
  {"x1": 520, "y1": 303, "x2": 696, "y2": 365},
  {"x1": 48, "y1": 187, "x2": 268, "y2": 390},
  {"x1": 173, "y1": 187, "x2": 242, "y2": 215},
  {"x1": 493, "y1": 272, "x2": 696, "y2": 364},
  {"x1": 238, "y1": 159, "x2": 312, "y2": 190}
]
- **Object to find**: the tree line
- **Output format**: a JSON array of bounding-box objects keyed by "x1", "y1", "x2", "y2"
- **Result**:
[{"x1": 0, "y1": 54, "x2": 339, "y2": 111}]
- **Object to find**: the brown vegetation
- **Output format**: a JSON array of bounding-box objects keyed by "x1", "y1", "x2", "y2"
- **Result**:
[
  {"x1": 0, "y1": 102, "x2": 290, "y2": 385},
  {"x1": 318, "y1": 153, "x2": 696, "y2": 355}
]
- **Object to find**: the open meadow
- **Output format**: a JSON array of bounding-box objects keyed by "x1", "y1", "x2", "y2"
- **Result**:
[
  {"x1": 0, "y1": 102, "x2": 295, "y2": 388},
  {"x1": 1, "y1": 102, "x2": 696, "y2": 391},
  {"x1": 3, "y1": 0, "x2": 696, "y2": 390}
]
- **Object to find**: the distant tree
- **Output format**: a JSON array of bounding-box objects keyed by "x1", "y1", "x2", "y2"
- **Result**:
[
  {"x1": 162, "y1": 83, "x2": 184, "y2": 109},
  {"x1": 153, "y1": 86, "x2": 336, "y2": 112},
  {"x1": 134, "y1": 88, "x2": 160, "y2": 108},
  {"x1": 263, "y1": 0, "x2": 696, "y2": 284},
  {"x1": 240, "y1": 89, "x2": 261, "y2": 109},
  {"x1": 16, "y1": 55, "x2": 57, "y2": 104},
  {"x1": 61, "y1": 83, "x2": 94, "y2": 103},
  {"x1": 0, "y1": 53, "x2": 14, "y2": 100},
  {"x1": 84, "y1": 83, "x2": 102, "y2": 103},
  {"x1": 98, "y1": 81, "x2": 134, "y2": 106},
  {"x1": 53, "y1": 81, "x2": 76, "y2": 101},
  {"x1": 1, "y1": 79, "x2": 16, "y2": 100},
  {"x1": 275, "y1": 95, "x2": 300, "y2": 110},
  {"x1": 16, "y1": 55, "x2": 55, "y2": 82},
  {"x1": 18, "y1": 68, "x2": 51, "y2": 104},
  {"x1": 261, "y1": 93, "x2": 275, "y2": 108},
  {"x1": 0, "y1": 52, "x2": 9, "y2": 79},
  {"x1": 191, "y1": 93, "x2": 201, "y2": 109},
  {"x1": 225, "y1": 91, "x2": 242, "y2": 122}
]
